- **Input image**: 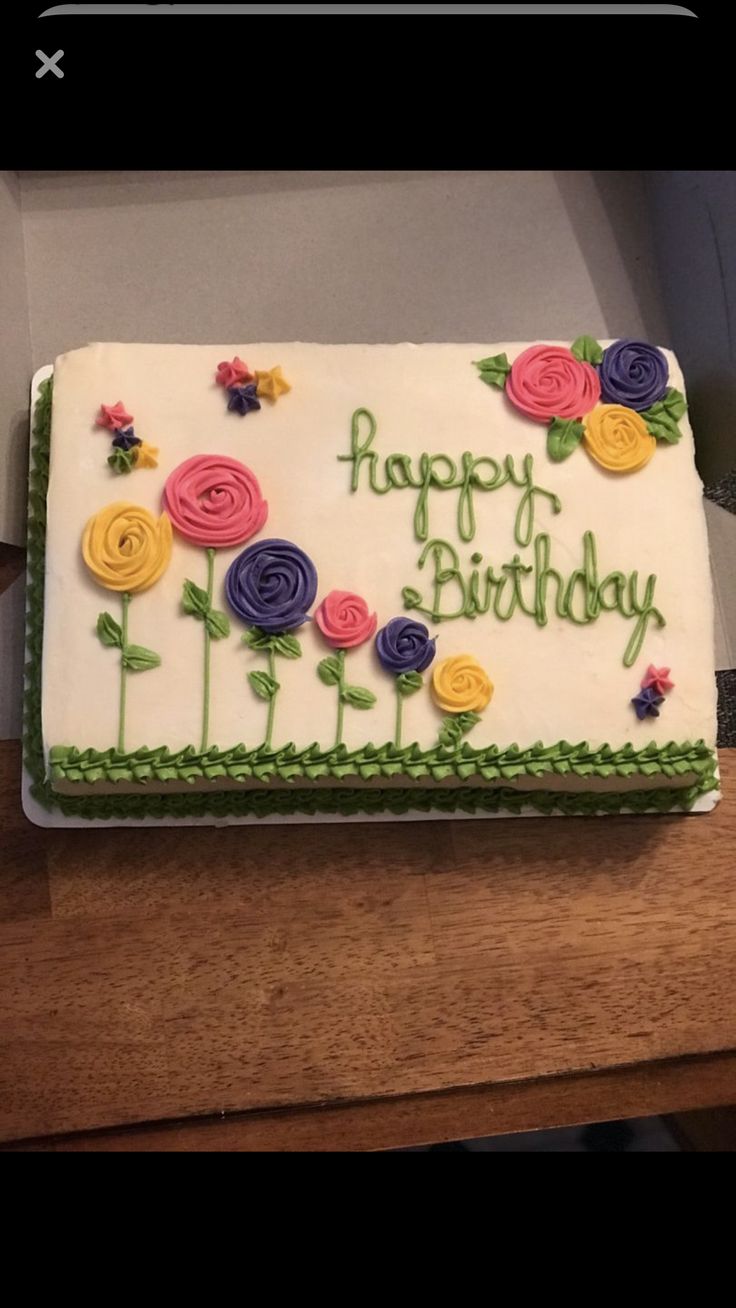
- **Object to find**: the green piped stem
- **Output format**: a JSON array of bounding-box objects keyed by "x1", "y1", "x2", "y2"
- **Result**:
[
  {"x1": 201, "y1": 547, "x2": 216, "y2": 752},
  {"x1": 335, "y1": 648, "x2": 346, "y2": 747},
  {"x1": 265, "y1": 646, "x2": 277, "y2": 750},
  {"x1": 118, "y1": 592, "x2": 131, "y2": 752},
  {"x1": 394, "y1": 685, "x2": 404, "y2": 749}
]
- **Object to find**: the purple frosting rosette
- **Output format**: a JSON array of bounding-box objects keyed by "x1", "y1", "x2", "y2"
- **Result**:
[
  {"x1": 599, "y1": 339, "x2": 669, "y2": 412},
  {"x1": 376, "y1": 617, "x2": 436, "y2": 674},
  {"x1": 227, "y1": 383, "x2": 261, "y2": 416},
  {"x1": 111, "y1": 427, "x2": 141, "y2": 452},
  {"x1": 225, "y1": 538, "x2": 318, "y2": 632}
]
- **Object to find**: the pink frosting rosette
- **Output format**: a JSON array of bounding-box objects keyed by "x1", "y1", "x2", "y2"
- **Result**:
[
  {"x1": 163, "y1": 454, "x2": 268, "y2": 548},
  {"x1": 314, "y1": 590, "x2": 377, "y2": 649},
  {"x1": 97, "y1": 401, "x2": 134, "y2": 431},
  {"x1": 215, "y1": 357, "x2": 254, "y2": 388},
  {"x1": 506, "y1": 344, "x2": 600, "y2": 422}
]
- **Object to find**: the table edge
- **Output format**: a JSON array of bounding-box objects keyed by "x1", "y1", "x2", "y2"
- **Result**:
[{"x1": 3, "y1": 1048, "x2": 735, "y2": 1152}]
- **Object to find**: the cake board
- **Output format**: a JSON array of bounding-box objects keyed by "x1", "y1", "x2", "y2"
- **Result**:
[{"x1": 23, "y1": 366, "x2": 720, "y2": 829}]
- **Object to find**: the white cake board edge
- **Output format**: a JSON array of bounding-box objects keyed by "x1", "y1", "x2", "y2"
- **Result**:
[{"x1": 23, "y1": 366, "x2": 720, "y2": 829}]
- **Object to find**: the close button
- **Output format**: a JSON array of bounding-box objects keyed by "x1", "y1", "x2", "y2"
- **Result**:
[{"x1": 35, "y1": 50, "x2": 64, "y2": 80}]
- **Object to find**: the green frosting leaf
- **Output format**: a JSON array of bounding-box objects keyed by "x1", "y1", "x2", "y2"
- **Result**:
[
  {"x1": 547, "y1": 417, "x2": 584, "y2": 463},
  {"x1": 643, "y1": 409, "x2": 681, "y2": 444},
  {"x1": 182, "y1": 578, "x2": 210, "y2": 618},
  {"x1": 570, "y1": 335, "x2": 603, "y2": 365},
  {"x1": 241, "y1": 626, "x2": 270, "y2": 650},
  {"x1": 473, "y1": 353, "x2": 511, "y2": 388},
  {"x1": 96, "y1": 611, "x2": 123, "y2": 649},
  {"x1": 272, "y1": 632, "x2": 302, "y2": 659},
  {"x1": 317, "y1": 655, "x2": 342, "y2": 687},
  {"x1": 397, "y1": 670, "x2": 423, "y2": 698},
  {"x1": 107, "y1": 447, "x2": 136, "y2": 475},
  {"x1": 662, "y1": 386, "x2": 687, "y2": 420},
  {"x1": 248, "y1": 670, "x2": 280, "y2": 701},
  {"x1": 457, "y1": 711, "x2": 482, "y2": 735},
  {"x1": 401, "y1": 586, "x2": 423, "y2": 610},
  {"x1": 205, "y1": 608, "x2": 230, "y2": 640},
  {"x1": 642, "y1": 390, "x2": 687, "y2": 444},
  {"x1": 438, "y1": 716, "x2": 462, "y2": 748},
  {"x1": 242, "y1": 628, "x2": 302, "y2": 657},
  {"x1": 181, "y1": 579, "x2": 228, "y2": 637},
  {"x1": 122, "y1": 644, "x2": 161, "y2": 672},
  {"x1": 341, "y1": 685, "x2": 377, "y2": 709},
  {"x1": 438, "y1": 710, "x2": 482, "y2": 747}
]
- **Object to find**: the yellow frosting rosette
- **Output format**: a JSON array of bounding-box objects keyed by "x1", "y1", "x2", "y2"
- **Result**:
[
  {"x1": 134, "y1": 441, "x2": 159, "y2": 469},
  {"x1": 432, "y1": 654, "x2": 494, "y2": 714},
  {"x1": 583, "y1": 404, "x2": 656, "y2": 473},
  {"x1": 82, "y1": 502, "x2": 173, "y2": 593}
]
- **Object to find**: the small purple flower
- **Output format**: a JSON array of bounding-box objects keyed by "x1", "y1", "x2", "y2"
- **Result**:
[
  {"x1": 227, "y1": 384, "x2": 261, "y2": 416},
  {"x1": 376, "y1": 617, "x2": 436, "y2": 675},
  {"x1": 111, "y1": 427, "x2": 141, "y2": 451},
  {"x1": 631, "y1": 686, "x2": 664, "y2": 720},
  {"x1": 599, "y1": 339, "x2": 669, "y2": 411}
]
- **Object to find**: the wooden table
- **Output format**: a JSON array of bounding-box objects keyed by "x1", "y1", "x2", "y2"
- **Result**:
[{"x1": 1, "y1": 738, "x2": 734, "y2": 1151}]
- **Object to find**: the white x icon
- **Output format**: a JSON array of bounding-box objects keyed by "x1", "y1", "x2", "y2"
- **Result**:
[{"x1": 35, "y1": 49, "x2": 64, "y2": 80}]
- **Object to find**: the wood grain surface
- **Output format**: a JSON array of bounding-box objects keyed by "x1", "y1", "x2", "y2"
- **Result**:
[
  {"x1": 4, "y1": 1052, "x2": 736, "y2": 1152},
  {"x1": 1, "y1": 738, "x2": 734, "y2": 1149}
]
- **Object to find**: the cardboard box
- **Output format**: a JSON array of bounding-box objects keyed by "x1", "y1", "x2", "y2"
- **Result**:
[{"x1": 1, "y1": 169, "x2": 734, "y2": 739}]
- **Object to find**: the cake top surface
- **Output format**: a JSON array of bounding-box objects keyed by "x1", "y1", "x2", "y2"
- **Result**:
[{"x1": 42, "y1": 340, "x2": 717, "y2": 765}]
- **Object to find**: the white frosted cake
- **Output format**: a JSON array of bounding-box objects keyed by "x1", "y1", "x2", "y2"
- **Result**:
[{"x1": 26, "y1": 338, "x2": 718, "y2": 819}]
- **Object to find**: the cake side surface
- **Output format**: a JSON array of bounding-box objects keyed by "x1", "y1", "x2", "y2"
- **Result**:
[{"x1": 32, "y1": 340, "x2": 718, "y2": 817}]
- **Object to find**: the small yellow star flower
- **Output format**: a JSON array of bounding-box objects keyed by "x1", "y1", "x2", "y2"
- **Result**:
[
  {"x1": 255, "y1": 365, "x2": 291, "y2": 403},
  {"x1": 134, "y1": 441, "x2": 159, "y2": 469}
]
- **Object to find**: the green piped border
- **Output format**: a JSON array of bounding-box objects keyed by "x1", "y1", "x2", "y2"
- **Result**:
[
  {"x1": 38, "y1": 783, "x2": 714, "y2": 822},
  {"x1": 25, "y1": 378, "x2": 719, "y2": 820},
  {"x1": 24, "y1": 377, "x2": 52, "y2": 809},
  {"x1": 47, "y1": 738, "x2": 717, "y2": 788}
]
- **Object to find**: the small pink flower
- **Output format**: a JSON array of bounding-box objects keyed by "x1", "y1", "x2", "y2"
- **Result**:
[
  {"x1": 641, "y1": 664, "x2": 674, "y2": 695},
  {"x1": 315, "y1": 590, "x2": 377, "y2": 649},
  {"x1": 215, "y1": 357, "x2": 254, "y2": 388},
  {"x1": 97, "y1": 401, "x2": 134, "y2": 430}
]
